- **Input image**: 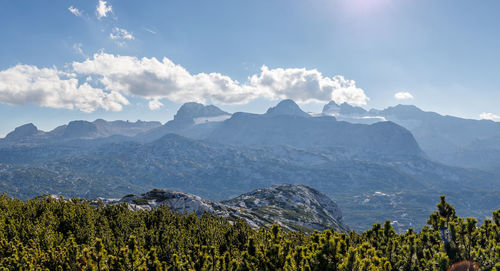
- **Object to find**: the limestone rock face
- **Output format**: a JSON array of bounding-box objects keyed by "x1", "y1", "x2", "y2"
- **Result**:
[
  {"x1": 222, "y1": 184, "x2": 346, "y2": 232},
  {"x1": 93, "y1": 184, "x2": 349, "y2": 233}
]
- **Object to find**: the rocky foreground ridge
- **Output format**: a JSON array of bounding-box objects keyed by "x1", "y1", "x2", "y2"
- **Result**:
[{"x1": 92, "y1": 184, "x2": 348, "y2": 233}]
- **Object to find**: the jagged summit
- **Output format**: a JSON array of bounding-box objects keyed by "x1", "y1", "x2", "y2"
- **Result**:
[
  {"x1": 62, "y1": 120, "x2": 98, "y2": 138},
  {"x1": 136, "y1": 102, "x2": 231, "y2": 142},
  {"x1": 340, "y1": 102, "x2": 367, "y2": 115},
  {"x1": 322, "y1": 101, "x2": 341, "y2": 116},
  {"x1": 93, "y1": 184, "x2": 348, "y2": 233},
  {"x1": 322, "y1": 101, "x2": 367, "y2": 116},
  {"x1": 174, "y1": 102, "x2": 230, "y2": 121},
  {"x1": 4, "y1": 123, "x2": 40, "y2": 141},
  {"x1": 265, "y1": 99, "x2": 310, "y2": 118},
  {"x1": 378, "y1": 104, "x2": 425, "y2": 116}
]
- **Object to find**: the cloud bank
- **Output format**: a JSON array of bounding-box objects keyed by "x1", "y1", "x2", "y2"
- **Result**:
[
  {"x1": 0, "y1": 52, "x2": 369, "y2": 112},
  {"x1": 0, "y1": 65, "x2": 129, "y2": 112},
  {"x1": 249, "y1": 65, "x2": 368, "y2": 105},
  {"x1": 394, "y1": 91, "x2": 414, "y2": 100},
  {"x1": 479, "y1": 112, "x2": 500, "y2": 122}
]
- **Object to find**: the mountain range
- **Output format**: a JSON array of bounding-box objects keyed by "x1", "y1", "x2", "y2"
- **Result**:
[
  {"x1": 0, "y1": 100, "x2": 499, "y2": 232},
  {"x1": 323, "y1": 101, "x2": 500, "y2": 173},
  {"x1": 1, "y1": 119, "x2": 161, "y2": 146}
]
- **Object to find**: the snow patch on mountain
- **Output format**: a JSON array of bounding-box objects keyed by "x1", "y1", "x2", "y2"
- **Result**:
[{"x1": 193, "y1": 115, "x2": 231, "y2": 125}]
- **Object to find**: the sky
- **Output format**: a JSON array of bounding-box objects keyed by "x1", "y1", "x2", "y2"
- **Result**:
[{"x1": 1, "y1": 0, "x2": 500, "y2": 136}]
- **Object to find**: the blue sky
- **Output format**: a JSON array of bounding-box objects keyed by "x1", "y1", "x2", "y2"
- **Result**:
[{"x1": 1, "y1": 0, "x2": 500, "y2": 136}]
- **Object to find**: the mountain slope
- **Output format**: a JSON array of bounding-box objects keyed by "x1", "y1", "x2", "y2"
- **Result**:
[
  {"x1": 207, "y1": 113, "x2": 423, "y2": 160},
  {"x1": 0, "y1": 133, "x2": 497, "y2": 231},
  {"x1": 374, "y1": 104, "x2": 500, "y2": 172}
]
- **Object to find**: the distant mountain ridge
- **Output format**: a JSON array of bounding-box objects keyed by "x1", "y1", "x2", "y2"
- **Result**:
[
  {"x1": 137, "y1": 100, "x2": 424, "y2": 161},
  {"x1": 321, "y1": 101, "x2": 500, "y2": 172},
  {"x1": 0, "y1": 119, "x2": 161, "y2": 145},
  {"x1": 93, "y1": 184, "x2": 348, "y2": 233},
  {"x1": 205, "y1": 100, "x2": 422, "y2": 160}
]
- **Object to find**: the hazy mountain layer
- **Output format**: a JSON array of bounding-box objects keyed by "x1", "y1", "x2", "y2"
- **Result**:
[
  {"x1": 0, "y1": 119, "x2": 161, "y2": 146},
  {"x1": 322, "y1": 101, "x2": 500, "y2": 172}
]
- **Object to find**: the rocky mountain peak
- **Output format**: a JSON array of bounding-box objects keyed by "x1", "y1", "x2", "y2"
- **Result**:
[
  {"x1": 383, "y1": 104, "x2": 424, "y2": 116},
  {"x1": 62, "y1": 120, "x2": 98, "y2": 138},
  {"x1": 265, "y1": 99, "x2": 310, "y2": 118},
  {"x1": 174, "y1": 102, "x2": 229, "y2": 121},
  {"x1": 4, "y1": 123, "x2": 39, "y2": 141},
  {"x1": 322, "y1": 101, "x2": 341, "y2": 116},
  {"x1": 340, "y1": 102, "x2": 367, "y2": 115},
  {"x1": 322, "y1": 101, "x2": 367, "y2": 116}
]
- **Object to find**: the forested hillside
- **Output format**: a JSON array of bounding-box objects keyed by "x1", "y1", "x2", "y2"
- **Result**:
[{"x1": 0, "y1": 194, "x2": 498, "y2": 270}]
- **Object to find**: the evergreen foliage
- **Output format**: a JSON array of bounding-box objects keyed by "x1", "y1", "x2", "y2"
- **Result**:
[{"x1": 0, "y1": 194, "x2": 497, "y2": 270}]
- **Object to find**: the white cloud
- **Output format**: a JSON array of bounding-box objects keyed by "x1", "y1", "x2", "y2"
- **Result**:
[
  {"x1": 0, "y1": 52, "x2": 369, "y2": 112},
  {"x1": 96, "y1": 0, "x2": 112, "y2": 19},
  {"x1": 110, "y1": 27, "x2": 134, "y2": 40},
  {"x1": 73, "y1": 53, "x2": 369, "y2": 106},
  {"x1": 249, "y1": 65, "x2": 369, "y2": 105},
  {"x1": 0, "y1": 64, "x2": 129, "y2": 112},
  {"x1": 72, "y1": 43, "x2": 85, "y2": 57},
  {"x1": 68, "y1": 6, "x2": 82, "y2": 17},
  {"x1": 144, "y1": 28, "x2": 157, "y2": 35},
  {"x1": 394, "y1": 91, "x2": 414, "y2": 100},
  {"x1": 479, "y1": 112, "x2": 500, "y2": 122},
  {"x1": 148, "y1": 99, "x2": 163, "y2": 110},
  {"x1": 73, "y1": 53, "x2": 253, "y2": 104}
]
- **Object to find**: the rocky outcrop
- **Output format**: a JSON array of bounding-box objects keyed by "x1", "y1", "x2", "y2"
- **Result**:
[
  {"x1": 92, "y1": 184, "x2": 349, "y2": 233},
  {"x1": 222, "y1": 184, "x2": 346, "y2": 232}
]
